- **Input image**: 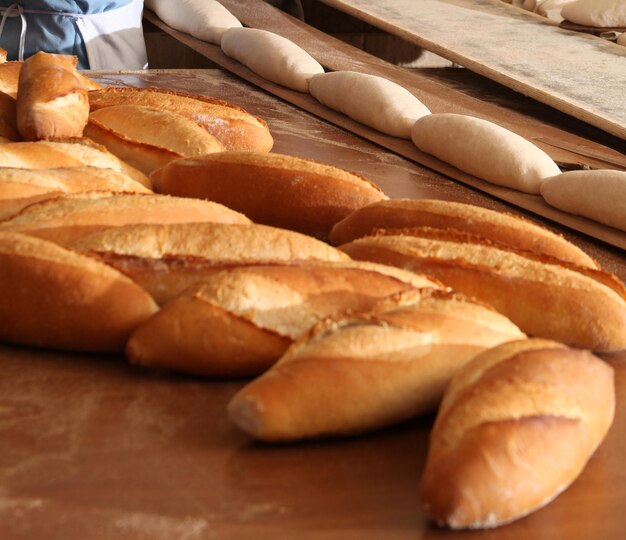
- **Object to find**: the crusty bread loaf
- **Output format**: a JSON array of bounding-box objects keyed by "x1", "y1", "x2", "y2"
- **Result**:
[
  {"x1": 152, "y1": 151, "x2": 387, "y2": 239},
  {"x1": 16, "y1": 52, "x2": 89, "y2": 140},
  {"x1": 88, "y1": 87, "x2": 273, "y2": 152},
  {"x1": 84, "y1": 105, "x2": 224, "y2": 175},
  {"x1": 0, "y1": 62, "x2": 23, "y2": 98},
  {"x1": 421, "y1": 339, "x2": 615, "y2": 529},
  {"x1": 70, "y1": 222, "x2": 350, "y2": 304},
  {"x1": 0, "y1": 231, "x2": 158, "y2": 352},
  {"x1": 0, "y1": 166, "x2": 150, "y2": 220},
  {"x1": 329, "y1": 198, "x2": 597, "y2": 268},
  {"x1": 0, "y1": 90, "x2": 18, "y2": 141},
  {"x1": 340, "y1": 227, "x2": 626, "y2": 352},
  {"x1": 126, "y1": 262, "x2": 441, "y2": 377},
  {"x1": 0, "y1": 139, "x2": 151, "y2": 188},
  {"x1": 0, "y1": 192, "x2": 251, "y2": 245},
  {"x1": 0, "y1": 48, "x2": 6, "y2": 63},
  {"x1": 227, "y1": 288, "x2": 525, "y2": 441}
]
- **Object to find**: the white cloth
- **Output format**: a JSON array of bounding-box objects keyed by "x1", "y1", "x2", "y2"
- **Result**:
[{"x1": 76, "y1": 0, "x2": 147, "y2": 70}]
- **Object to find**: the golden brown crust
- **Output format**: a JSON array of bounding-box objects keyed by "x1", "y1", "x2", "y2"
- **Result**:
[
  {"x1": 227, "y1": 288, "x2": 524, "y2": 441},
  {"x1": 0, "y1": 90, "x2": 18, "y2": 141},
  {"x1": 340, "y1": 230, "x2": 626, "y2": 352},
  {"x1": 0, "y1": 192, "x2": 251, "y2": 245},
  {"x1": 152, "y1": 151, "x2": 387, "y2": 240},
  {"x1": 329, "y1": 199, "x2": 597, "y2": 268},
  {"x1": 420, "y1": 341, "x2": 615, "y2": 529},
  {"x1": 88, "y1": 86, "x2": 273, "y2": 152},
  {"x1": 16, "y1": 52, "x2": 89, "y2": 140},
  {"x1": 0, "y1": 231, "x2": 158, "y2": 352}
]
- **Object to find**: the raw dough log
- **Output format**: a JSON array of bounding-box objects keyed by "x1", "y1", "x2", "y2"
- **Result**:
[
  {"x1": 411, "y1": 113, "x2": 561, "y2": 194},
  {"x1": 221, "y1": 27, "x2": 324, "y2": 93},
  {"x1": 145, "y1": 0, "x2": 241, "y2": 44},
  {"x1": 309, "y1": 71, "x2": 430, "y2": 138},
  {"x1": 540, "y1": 169, "x2": 626, "y2": 232},
  {"x1": 561, "y1": 0, "x2": 626, "y2": 27}
]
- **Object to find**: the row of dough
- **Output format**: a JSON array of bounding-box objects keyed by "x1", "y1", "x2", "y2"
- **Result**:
[
  {"x1": 502, "y1": 0, "x2": 626, "y2": 28},
  {"x1": 146, "y1": 0, "x2": 626, "y2": 232}
]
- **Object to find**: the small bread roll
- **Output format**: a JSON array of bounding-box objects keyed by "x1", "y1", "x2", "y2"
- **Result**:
[
  {"x1": 329, "y1": 198, "x2": 597, "y2": 268},
  {"x1": 421, "y1": 339, "x2": 615, "y2": 529},
  {"x1": 16, "y1": 52, "x2": 89, "y2": 140},
  {"x1": 70, "y1": 222, "x2": 350, "y2": 304},
  {"x1": 221, "y1": 27, "x2": 324, "y2": 92},
  {"x1": 0, "y1": 192, "x2": 250, "y2": 245},
  {"x1": 0, "y1": 166, "x2": 150, "y2": 220},
  {"x1": 126, "y1": 262, "x2": 441, "y2": 377},
  {"x1": 152, "y1": 151, "x2": 387, "y2": 239},
  {"x1": 89, "y1": 87, "x2": 273, "y2": 152},
  {"x1": 340, "y1": 227, "x2": 626, "y2": 352},
  {"x1": 540, "y1": 169, "x2": 626, "y2": 232},
  {"x1": 0, "y1": 231, "x2": 158, "y2": 352},
  {"x1": 309, "y1": 71, "x2": 430, "y2": 138},
  {"x1": 84, "y1": 105, "x2": 225, "y2": 175},
  {"x1": 145, "y1": 0, "x2": 242, "y2": 45},
  {"x1": 228, "y1": 288, "x2": 525, "y2": 441},
  {"x1": 411, "y1": 113, "x2": 561, "y2": 194}
]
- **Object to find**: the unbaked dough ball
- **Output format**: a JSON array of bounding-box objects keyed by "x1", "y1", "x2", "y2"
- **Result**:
[
  {"x1": 221, "y1": 28, "x2": 324, "y2": 93},
  {"x1": 540, "y1": 169, "x2": 626, "y2": 231},
  {"x1": 145, "y1": 0, "x2": 241, "y2": 45},
  {"x1": 309, "y1": 71, "x2": 431, "y2": 139},
  {"x1": 561, "y1": 0, "x2": 626, "y2": 27},
  {"x1": 411, "y1": 113, "x2": 561, "y2": 194}
]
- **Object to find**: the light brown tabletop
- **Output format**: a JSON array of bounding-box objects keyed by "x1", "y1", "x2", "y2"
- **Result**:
[{"x1": 1, "y1": 69, "x2": 625, "y2": 539}]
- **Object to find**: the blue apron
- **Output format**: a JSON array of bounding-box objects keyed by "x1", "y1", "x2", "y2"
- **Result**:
[{"x1": 0, "y1": 1, "x2": 147, "y2": 69}]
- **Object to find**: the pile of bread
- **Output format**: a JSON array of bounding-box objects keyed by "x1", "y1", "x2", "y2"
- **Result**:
[
  {"x1": 1, "y1": 47, "x2": 625, "y2": 531},
  {"x1": 144, "y1": 0, "x2": 626, "y2": 233}
]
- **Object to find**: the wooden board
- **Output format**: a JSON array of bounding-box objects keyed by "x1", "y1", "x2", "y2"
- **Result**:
[
  {"x1": 314, "y1": 0, "x2": 626, "y2": 140},
  {"x1": 144, "y1": 8, "x2": 626, "y2": 250}
]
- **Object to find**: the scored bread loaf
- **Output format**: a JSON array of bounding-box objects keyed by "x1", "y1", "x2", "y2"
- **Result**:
[
  {"x1": 0, "y1": 139, "x2": 151, "y2": 188},
  {"x1": 420, "y1": 339, "x2": 615, "y2": 529},
  {"x1": 88, "y1": 87, "x2": 273, "y2": 152},
  {"x1": 329, "y1": 198, "x2": 596, "y2": 268},
  {"x1": 227, "y1": 288, "x2": 525, "y2": 441},
  {"x1": 16, "y1": 52, "x2": 89, "y2": 140},
  {"x1": 339, "y1": 227, "x2": 626, "y2": 352},
  {"x1": 84, "y1": 105, "x2": 225, "y2": 175},
  {"x1": 126, "y1": 261, "x2": 441, "y2": 377},
  {"x1": 0, "y1": 231, "x2": 158, "y2": 352},
  {"x1": 0, "y1": 166, "x2": 151, "y2": 220},
  {"x1": 0, "y1": 192, "x2": 250, "y2": 245},
  {"x1": 70, "y1": 222, "x2": 350, "y2": 304},
  {"x1": 152, "y1": 151, "x2": 387, "y2": 240}
]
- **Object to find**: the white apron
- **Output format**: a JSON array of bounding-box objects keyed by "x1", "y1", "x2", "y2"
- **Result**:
[{"x1": 0, "y1": 0, "x2": 147, "y2": 69}]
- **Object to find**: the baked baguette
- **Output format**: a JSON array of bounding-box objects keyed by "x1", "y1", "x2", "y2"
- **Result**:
[
  {"x1": 0, "y1": 166, "x2": 150, "y2": 220},
  {"x1": 0, "y1": 192, "x2": 250, "y2": 245},
  {"x1": 0, "y1": 231, "x2": 158, "y2": 352},
  {"x1": 0, "y1": 139, "x2": 151, "y2": 188},
  {"x1": 339, "y1": 227, "x2": 626, "y2": 352},
  {"x1": 126, "y1": 262, "x2": 441, "y2": 377},
  {"x1": 329, "y1": 198, "x2": 596, "y2": 268},
  {"x1": 88, "y1": 87, "x2": 273, "y2": 152},
  {"x1": 420, "y1": 339, "x2": 615, "y2": 529},
  {"x1": 411, "y1": 113, "x2": 561, "y2": 194},
  {"x1": 16, "y1": 52, "x2": 89, "y2": 140},
  {"x1": 151, "y1": 151, "x2": 387, "y2": 240},
  {"x1": 84, "y1": 105, "x2": 225, "y2": 175},
  {"x1": 228, "y1": 288, "x2": 525, "y2": 441},
  {"x1": 540, "y1": 169, "x2": 626, "y2": 232},
  {"x1": 70, "y1": 222, "x2": 350, "y2": 304}
]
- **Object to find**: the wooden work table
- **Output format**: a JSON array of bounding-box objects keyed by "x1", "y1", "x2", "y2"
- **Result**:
[{"x1": 1, "y1": 69, "x2": 625, "y2": 539}]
